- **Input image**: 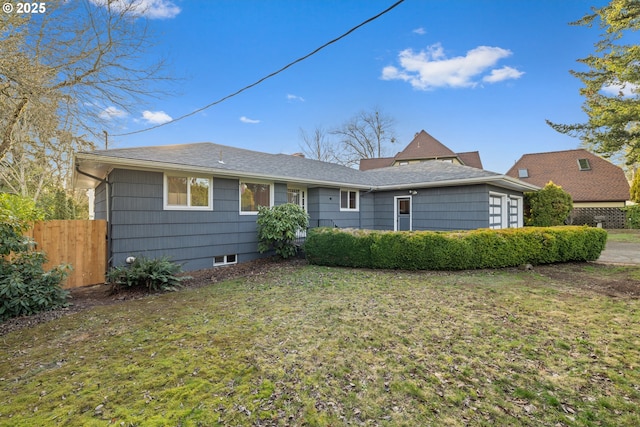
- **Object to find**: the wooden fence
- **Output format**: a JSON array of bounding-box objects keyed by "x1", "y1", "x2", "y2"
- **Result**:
[{"x1": 24, "y1": 220, "x2": 107, "y2": 288}]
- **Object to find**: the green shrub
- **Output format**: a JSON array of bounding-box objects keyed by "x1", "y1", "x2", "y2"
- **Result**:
[
  {"x1": 0, "y1": 194, "x2": 70, "y2": 321},
  {"x1": 525, "y1": 182, "x2": 573, "y2": 226},
  {"x1": 624, "y1": 205, "x2": 640, "y2": 229},
  {"x1": 107, "y1": 256, "x2": 190, "y2": 292},
  {"x1": 257, "y1": 203, "x2": 309, "y2": 259},
  {"x1": 305, "y1": 226, "x2": 607, "y2": 270}
]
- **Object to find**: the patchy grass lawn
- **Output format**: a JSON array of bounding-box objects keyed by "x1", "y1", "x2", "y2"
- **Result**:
[
  {"x1": 607, "y1": 229, "x2": 640, "y2": 243},
  {"x1": 1, "y1": 263, "x2": 640, "y2": 426}
]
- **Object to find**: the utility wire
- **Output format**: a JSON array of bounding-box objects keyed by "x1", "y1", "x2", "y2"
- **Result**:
[{"x1": 112, "y1": 0, "x2": 405, "y2": 137}]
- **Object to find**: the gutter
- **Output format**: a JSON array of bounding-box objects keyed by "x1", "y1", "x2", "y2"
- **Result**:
[{"x1": 75, "y1": 165, "x2": 113, "y2": 273}]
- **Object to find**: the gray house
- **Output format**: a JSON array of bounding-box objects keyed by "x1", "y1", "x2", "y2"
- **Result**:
[{"x1": 74, "y1": 142, "x2": 538, "y2": 271}]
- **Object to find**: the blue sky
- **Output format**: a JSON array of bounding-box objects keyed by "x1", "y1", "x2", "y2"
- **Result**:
[{"x1": 98, "y1": 0, "x2": 612, "y2": 174}]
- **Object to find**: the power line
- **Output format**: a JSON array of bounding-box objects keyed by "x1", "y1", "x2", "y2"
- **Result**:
[{"x1": 112, "y1": 0, "x2": 405, "y2": 137}]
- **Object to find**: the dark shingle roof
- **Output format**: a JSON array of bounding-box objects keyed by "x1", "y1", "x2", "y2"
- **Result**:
[
  {"x1": 505, "y1": 149, "x2": 630, "y2": 202},
  {"x1": 76, "y1": 141, "x2": 536, "y2": 192}
]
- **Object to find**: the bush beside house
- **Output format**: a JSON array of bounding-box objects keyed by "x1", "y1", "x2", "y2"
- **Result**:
[
  {"x1": 305, "y1": 226, "x2": 607, "y2": 270},
  {"x1": 0, "y1": 194, "x2": 69, "y2": 321}
]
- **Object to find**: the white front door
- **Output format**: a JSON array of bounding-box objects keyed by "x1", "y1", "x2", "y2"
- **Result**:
[
  {"x1": 395, "y1": 196, "x2": 412, "y2": 231},
  {"x1": 288, "y1": 187, "x2": 307, "y2": 237}
]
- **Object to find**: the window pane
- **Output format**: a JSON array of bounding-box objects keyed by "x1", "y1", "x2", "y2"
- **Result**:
[
  {"x1": 168, "y1": 176, "x2": 187, "y2": 205},
  {"x1": 241, "y1": 182, "x2": 270, "y2": 212},
  {"x1": 190, "y1": 178, "x2": 210, "y2": 207},
  {"x1": 349, "y1": 191, "x2": 357, "y2": 209},
  {"x1": 341, "y1": 191, "x2": 348, "y2": 209}
]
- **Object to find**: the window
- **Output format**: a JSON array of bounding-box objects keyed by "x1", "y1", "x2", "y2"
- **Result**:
[
  {"x1": 578, "y1": 158, "x2": 591, "y2": 171},
  {"x1": 240, "y1": 181, "x2": 272, "y2": 214},
  {"x1": 489, "y1": 194, "x2": 505, "y2": 229},
  {"x1": 518, "y1": 168, "x2": 529, "y2": 178},
  {"x1": 508, "y1": 196, "x2": 523, "y2": 228},
  {"x1": 214, "y1": 254, "x2": 237, "y2": 266},
  {"x1": 164, "y1": 174, "x2": 212, "y2": 210},
  {"x1": 340, "y1": 189, "x2": 359, "y2": 211}
]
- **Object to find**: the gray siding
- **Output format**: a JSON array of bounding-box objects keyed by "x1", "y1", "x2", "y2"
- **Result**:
[
  {"x1": 94, "y1": 182, "x2": 107, "y2": 220},
  {"x1": 373, "y1": 185, "x2": 493, "y2": 231},
  {"x1": 103, "y1": 168, "x2": 526, "y2": 271},
  {"x1": 108, "y1": 169, "x2": 265, "y2": 271}
]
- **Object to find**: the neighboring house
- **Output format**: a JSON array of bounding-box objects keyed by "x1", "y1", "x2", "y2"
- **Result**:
[
  {"x1": 506, "y1": 149, "x2": 630, "y2": 228},
  {"x1": 359, "y1": 130, "x2": 483, "y2": 171},
  {"x1": 74, "y1": 141, "x2": 537, "y2": 271}
]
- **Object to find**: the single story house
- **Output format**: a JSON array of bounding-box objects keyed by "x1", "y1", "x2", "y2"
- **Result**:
[
  {"x1": 74, "y1": 140, "x2": 538, "y2": 271},
  {"x1": 506, "y1": 149, "x2": 630, "y2": 228}
]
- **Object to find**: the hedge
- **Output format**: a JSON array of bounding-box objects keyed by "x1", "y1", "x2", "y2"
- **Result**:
[{"x1": 304, "y1": 226, "x2": 608, "y2": 270}]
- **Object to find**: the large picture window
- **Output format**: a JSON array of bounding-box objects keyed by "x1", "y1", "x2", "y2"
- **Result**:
[
  {"x1": 240, "y1": 181, "x2": 272, "y2": 214},
  {"x1": 340, "y1": 189, "x2": 359, "y2": 211},
  {"x1": 164, "y1": 174, "x2": 212, "y2": 210}
]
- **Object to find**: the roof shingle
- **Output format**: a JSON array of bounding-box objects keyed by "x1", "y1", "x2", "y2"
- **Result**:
[{"x1": 505, "y1": 149, "x2": 629, "y2": 202}]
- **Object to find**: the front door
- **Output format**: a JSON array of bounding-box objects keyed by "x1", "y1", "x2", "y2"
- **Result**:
[
  {"x1": 395, "y1": 196, "x2": 412, "y2": 231},
  {"x1": 288, "y1": 187, "x2": 307, "y2": 238}
]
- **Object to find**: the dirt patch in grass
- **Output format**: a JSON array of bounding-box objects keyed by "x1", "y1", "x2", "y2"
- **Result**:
[{"x1": 1, "y1": 259, "x2": 638, "y2": 337}]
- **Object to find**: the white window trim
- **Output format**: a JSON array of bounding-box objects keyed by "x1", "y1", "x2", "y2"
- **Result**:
[
  {"x1": 163, "y1": 173, "x2": 213, "y2": 211},
  {"x1": 239, "y1": 180, "x2": 274, "y2": 215},
  {"x1": 508, "y1": 196, "x2": 524, "y2": 228},
  {"x1": 287, "y1": 186, "x2": 308, "y2": 212},
  {"x1": 489, "y1": 192, "x2": 507, "y2": 230},
  {"x1": 339, "y1": 188, "x2": 359, "y2": 212},
  {"x1": 214, "y1": 254, "x2": 237, "y2": 266}
]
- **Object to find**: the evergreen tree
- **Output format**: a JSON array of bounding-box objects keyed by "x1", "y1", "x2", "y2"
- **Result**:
[{"x1": 547, "y1": 0, "x2": 640, "y2": 165}]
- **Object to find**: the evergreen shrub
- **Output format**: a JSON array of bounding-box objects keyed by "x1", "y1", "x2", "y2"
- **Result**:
[{"x1": 305, "y1": 226, "x2": 607, "y2": 270}]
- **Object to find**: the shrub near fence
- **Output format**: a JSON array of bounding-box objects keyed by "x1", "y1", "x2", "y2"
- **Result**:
[{"x1": 305, "y1": 226, "x2": 608, "y2": 270}]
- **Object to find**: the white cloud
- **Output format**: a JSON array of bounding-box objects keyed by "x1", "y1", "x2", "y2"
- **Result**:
[
  {"x1": 287, "y1": 94, "x2": 305, "y2": 102},
  {"x1": 381, "y1": 43, "x2": 523, "y2": 90},
  {"x1": 142, "y1": 110, "x2": 172, "y2": 124},
  {"x1": 240, "y1": 116, "x2": 261, "y2": 124},
  {"x1": 89, "y1": 0, "x2": 181, "y2": 19},
  {"x1": 99, "y1": 106, "x2": 128, "y2": 120},
  {"x1": 412, "y1": 27, "x2": 426, "y2": 35},
  {"x1": 483, "y1": 66, "x2": 525, "y2": 83},
  {"x1": 602, "y1": 81, "x2": 639, "y2": 97}
]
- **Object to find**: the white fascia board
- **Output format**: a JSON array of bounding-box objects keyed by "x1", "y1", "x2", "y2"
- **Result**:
[{"x1": 373, "y1": 175, "x2": 540, "y2": 192}]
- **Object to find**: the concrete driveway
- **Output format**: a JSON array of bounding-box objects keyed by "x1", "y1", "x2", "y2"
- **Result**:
[{"x1": 596, "y1": 241, "x2": 640, "y2": 265}]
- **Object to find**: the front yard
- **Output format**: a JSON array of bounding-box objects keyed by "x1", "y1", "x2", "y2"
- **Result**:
[{"x1": 1, "y1": 260, "x2": 639, "y2": 426}]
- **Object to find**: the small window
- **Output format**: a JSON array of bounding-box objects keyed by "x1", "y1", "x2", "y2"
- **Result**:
[
  {"x1": 240, "y1": 181, "x2": 272, "y2": 214},
  {"x1": 340, "y1": 189, "x2": 359, "y2": 211},
  {"x1": 578, "y1": 158, "x2": 591, "y2": 171},
  {"x1": 164, "y1": 174, "x2": 212, "y2": 210},
  {"x1": 518, "y1": 168, "x2": 529, "y2": 178},
  {"x1": 214, "y1": 254, "x2": 237, "y2": 266}
]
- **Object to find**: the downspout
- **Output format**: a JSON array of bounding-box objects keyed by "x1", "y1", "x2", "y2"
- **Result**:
[{"x1": 75, "y1": 165, "x2": 113, "y2": 274}]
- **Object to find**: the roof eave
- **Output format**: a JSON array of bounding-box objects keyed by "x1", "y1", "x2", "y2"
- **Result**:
[{"x1": 74, "y1": 153, "x2": 372, "y2": 190}]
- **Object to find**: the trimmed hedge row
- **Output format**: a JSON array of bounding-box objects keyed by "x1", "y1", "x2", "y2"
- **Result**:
[{"x1": 304, "y1": 226, "x2": 608, "y2": 270}]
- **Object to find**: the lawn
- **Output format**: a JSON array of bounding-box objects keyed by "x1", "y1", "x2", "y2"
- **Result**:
[
  {"x1": 1, "y1": 262, "x2": 640, "y2": 426},
  {"x1": 607, "y1": 228, "x2": 640, "y2": 243}
]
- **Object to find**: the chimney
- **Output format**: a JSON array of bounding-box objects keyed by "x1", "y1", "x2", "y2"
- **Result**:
[{"x1": 291, "y1": 152, "x2": 305, "y2": 158}]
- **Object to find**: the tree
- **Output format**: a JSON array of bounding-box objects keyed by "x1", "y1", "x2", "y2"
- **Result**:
[
  {"x1": 0, "y1": 0, "x2": 172, "y2": 161},
  {"x1": 330, "y1": 107, "x2": 397, "y2": 167},
  {"x1": 630, "y1": 169, "x2": 640, "y2": 202},
  {"x1": 547, "y1": 0, "x2": 640, "y2": 165},
  {"x1": 298, "y1": 126, "x2": 338, "y2": 163},
  {"x1": 524, "y1": 182, "x2": 574, "y2": 227}
]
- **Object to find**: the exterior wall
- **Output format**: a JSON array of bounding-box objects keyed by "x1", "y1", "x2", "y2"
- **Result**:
[
  {"x1": 103, "y1": 168, "x2": 527, "y2": 270},
  {"x1": 94, "y1": 181, "x2": 107, "y2": 220},
  {"x1": 307, "y1": 187, "x2": 363, "y2": 228},
  {"x1": 108, "y1": 168, "x2": 269, "y2": 271},
  {"x1": 573, "y1": 201, "x2": 627, "y2": 208},
  {"x1": 373, "y1": 185, "x2": 490, "y2": 231}
]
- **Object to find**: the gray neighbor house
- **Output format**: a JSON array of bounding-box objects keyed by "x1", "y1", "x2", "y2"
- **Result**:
[{"x1": 73, "y1": 132, "x2": 538, "y2": 271}]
